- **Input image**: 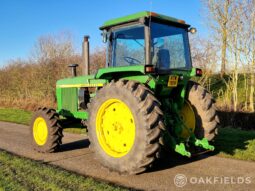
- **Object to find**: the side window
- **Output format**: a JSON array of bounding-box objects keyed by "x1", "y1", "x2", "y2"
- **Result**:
[{"x1": 112, "y1": 26, "x2": 145, "y2": 67}]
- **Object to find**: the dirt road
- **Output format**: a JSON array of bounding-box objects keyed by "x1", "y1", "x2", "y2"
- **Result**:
[{"x1": 0, "y1": 121, "x2": 254, "y2": 191}]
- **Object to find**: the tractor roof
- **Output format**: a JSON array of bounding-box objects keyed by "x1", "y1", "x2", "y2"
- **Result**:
[{"x1": 100, "y1": 11, "x2": 189, "y2": 30}]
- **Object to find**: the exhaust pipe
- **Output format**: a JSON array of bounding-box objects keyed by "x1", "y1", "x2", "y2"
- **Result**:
[{"x1": 82, "y1": 35, "x2": 90, "y2": 75}]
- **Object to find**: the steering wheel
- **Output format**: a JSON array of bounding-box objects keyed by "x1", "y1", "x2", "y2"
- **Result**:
[{"x1": 124, "y1": 56, "x2": 141, "y2": 65}]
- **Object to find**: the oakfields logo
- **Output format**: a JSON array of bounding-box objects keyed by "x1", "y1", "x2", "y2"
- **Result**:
[
  {"x1": 174, "y1": 174, "x2": 251, "y2": 187},
  {"x1": 174, "y1": 174, "x2": 187, "y2": 187}
]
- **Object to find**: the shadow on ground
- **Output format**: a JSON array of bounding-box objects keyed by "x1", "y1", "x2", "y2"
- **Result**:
[
  {"x1": 57, "y1": 130, "x2": 255, "y2": 174},
  {"x1": 147, "y1": 151, "x2": 213, "y2": 173},
  {"x1": 60, "y1": 139, "x2": 90, "y2": 152},
  {"x1": 213, "y1": 127, "x2": 255, "y2": 156},
  {"x1": 145, "y1": 123, "x2": 255, "y2": 173}
]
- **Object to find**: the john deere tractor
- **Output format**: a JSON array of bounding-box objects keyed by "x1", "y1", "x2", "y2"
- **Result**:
[{"x1": 30, "y1": 11, "x2": 219, "y2": 174}]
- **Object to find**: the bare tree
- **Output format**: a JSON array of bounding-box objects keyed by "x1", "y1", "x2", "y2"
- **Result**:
[
  {"x1": 0, "y1": 32, "x2": 80, "y2": 109},
  {"x1": 248, "y1": 0, "x2": 255, "y2": 111},
  {"x1": 90, "y1": 47, "x2": 106, "y2": 74},
  {"x1": 190, "y1": 35, "x2": 218, "y2": 88},
  {"x1": 202, "y1": 0, "x2": 232, "y2": 77}
]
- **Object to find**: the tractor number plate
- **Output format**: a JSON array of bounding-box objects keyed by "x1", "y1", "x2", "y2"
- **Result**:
[{"x1": 168, "y1": 75, "x2": 179, "y2": 87}]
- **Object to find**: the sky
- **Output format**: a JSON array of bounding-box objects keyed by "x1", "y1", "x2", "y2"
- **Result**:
[{"x1": 0, "y1": 0, "x2": 206, "y2": 67}]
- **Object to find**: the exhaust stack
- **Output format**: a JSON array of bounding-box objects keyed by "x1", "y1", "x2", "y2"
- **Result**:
[{"x1": 82, "y1": 35, "x2": 90, "y2": 75}]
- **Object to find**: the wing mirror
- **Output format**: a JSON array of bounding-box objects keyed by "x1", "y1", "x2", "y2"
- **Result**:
[{"x1": 102, "y1": 30, "x2": 108, "y2": 43}]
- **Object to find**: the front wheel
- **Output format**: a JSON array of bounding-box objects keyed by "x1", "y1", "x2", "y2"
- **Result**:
[{"x1": 30, "y1": 108, "x2": 63, "y2": 152}]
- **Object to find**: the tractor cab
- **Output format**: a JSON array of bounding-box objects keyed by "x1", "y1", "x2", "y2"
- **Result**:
[{"x1": 100, "y1": 11, "x2": 196, "y2": 74}]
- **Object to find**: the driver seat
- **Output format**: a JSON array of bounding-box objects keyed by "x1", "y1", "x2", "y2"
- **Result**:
[
  {"x1": 158, "y1": 49, "x2": 170, "y2": 68},
  {"x1": 152, "y1": 49, "x2": 170, "y2": 68}
]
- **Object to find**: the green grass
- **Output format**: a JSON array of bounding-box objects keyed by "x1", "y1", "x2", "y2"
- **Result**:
[
  {"x1": 65, "y1": 127, "x2": 87, "y2": 134},
  {"x1": 0, "y1": 108, "x2": 85, "y2": 134},
  {"x1": 0, "y1": 108, "x2": 32, "y2": 125},
  {"x1": 0, "y1": 150, "x2": 127, "y2": 191},
  {"x1": 214, "y1": 127, "x2": 255, "y2": 161},
  {"x1": 1, "y1": 108, "x2": 255, "y2": 162}
]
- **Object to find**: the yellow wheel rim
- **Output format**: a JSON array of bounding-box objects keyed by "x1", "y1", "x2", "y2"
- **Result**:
[
  {"x1": 33, "y1": 117, "x2": 48, "y2": 146},
  {"x1": 96, "y1": 99, "x2": 136, "y2": 158},
  {"x1": 180, "y1": 101, "x2": 196, "y2": 139}
]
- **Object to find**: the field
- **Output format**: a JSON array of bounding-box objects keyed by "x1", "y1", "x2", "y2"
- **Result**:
[{"x1": 0, "y1": 150, "x2": 126, "y2": 191}]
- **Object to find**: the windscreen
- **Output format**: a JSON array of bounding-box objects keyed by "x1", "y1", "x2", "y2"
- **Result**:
[
  {"x1": 151, "y1": 22, "x2": 191, "y2": 69},
  {"x1": 111, "y1": 25, "x2": 145, "y2": 67}
]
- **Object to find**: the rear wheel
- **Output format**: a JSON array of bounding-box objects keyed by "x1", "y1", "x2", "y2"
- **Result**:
[
  {"x1": 88, "y1": 80, "x2": 164, "y2": 174},
  {"x1": 30, "y1": 108, "x2": 63, "y2": 152},
  {"x1": 185, "y1": 81, "x2": 219, "y2": 141}
]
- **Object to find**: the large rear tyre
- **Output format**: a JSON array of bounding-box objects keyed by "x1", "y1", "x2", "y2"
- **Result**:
[
  {"x1": 88, "y1": 80, "x2": 164, "y2": 175},
  {"x1": 186, "y1": 81, "x2": 219, "y2": 141},
  {"x1": 30, "y1": 108, "x2": 63, "y2": 152}
]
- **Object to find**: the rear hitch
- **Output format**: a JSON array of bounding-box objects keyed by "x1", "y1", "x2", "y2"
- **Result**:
[
  {"x1": 191, "y1": 137, "x2": 215, "y2": 151},
  {"x1": 175, "y1": 143, "x2": 191, "y2": 157},
  {"x1": 162, "y1": 127, "x2": 214, "y2": 157},
  {"x1": 188, "y1": 133, "x2": 214, "y2": 151}
]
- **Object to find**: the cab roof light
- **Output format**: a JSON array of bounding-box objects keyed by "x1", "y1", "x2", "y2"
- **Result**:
[
  {"x1": 150, "y1": 12, "x2": 158, "y2": 17},
  {"x1": 177, "y1": 19, "x2": 186, "y2": 24}
]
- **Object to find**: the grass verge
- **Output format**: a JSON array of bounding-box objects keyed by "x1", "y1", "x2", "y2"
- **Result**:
[
  {"x1": 0, "y1": 108, "x2": 31, "y2": 125},
  {"x1": 0, "y1": 150, "x2": 127, "y2": 191},
  {"x1": 214, "y1": 127, "x2": 255, "y2": 161},
  {"x1": 0, "y1": 108, "x2": 85, "y2": 134},
  {"x1": 1, "y1": 107, "x2": 255, "y2": 162}
]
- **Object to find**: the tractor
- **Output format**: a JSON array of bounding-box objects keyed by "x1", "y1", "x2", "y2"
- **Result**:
[{"x1": 30, "y1": 11, "x2": 219, "y2": 175}]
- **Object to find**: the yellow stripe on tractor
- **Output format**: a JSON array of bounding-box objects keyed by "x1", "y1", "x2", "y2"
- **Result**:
[{"x1": 57, "y1": 84, "x2": 104, "y2": 88}]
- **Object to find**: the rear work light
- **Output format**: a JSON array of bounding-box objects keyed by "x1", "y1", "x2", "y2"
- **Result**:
[
  {"x1": 196, "y1": 68, "x2": 203, "y2": 77},
  {"x1": 145, "y1": 65, "x2": 155, "y2": 73}
]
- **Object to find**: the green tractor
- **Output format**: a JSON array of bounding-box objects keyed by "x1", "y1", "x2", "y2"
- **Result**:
[{"x1": 30, "y1": 11, "x2": 219, "y2": 175}]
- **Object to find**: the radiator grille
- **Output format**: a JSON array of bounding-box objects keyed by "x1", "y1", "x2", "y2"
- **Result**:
[{"x1": 61, "y1": 88, "x2": 78, "y2": 112}]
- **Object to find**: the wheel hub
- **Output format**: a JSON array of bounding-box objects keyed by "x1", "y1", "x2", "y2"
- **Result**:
[
  {"x1": 180, "y1": 101, "x2": 196, "y2": 139},
  {"x1": 96, "y1": 99, "x2": 136, "y2": 158},
  {"x1": 33, "y1": 117, "x2": 48, "y2": 146}
]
